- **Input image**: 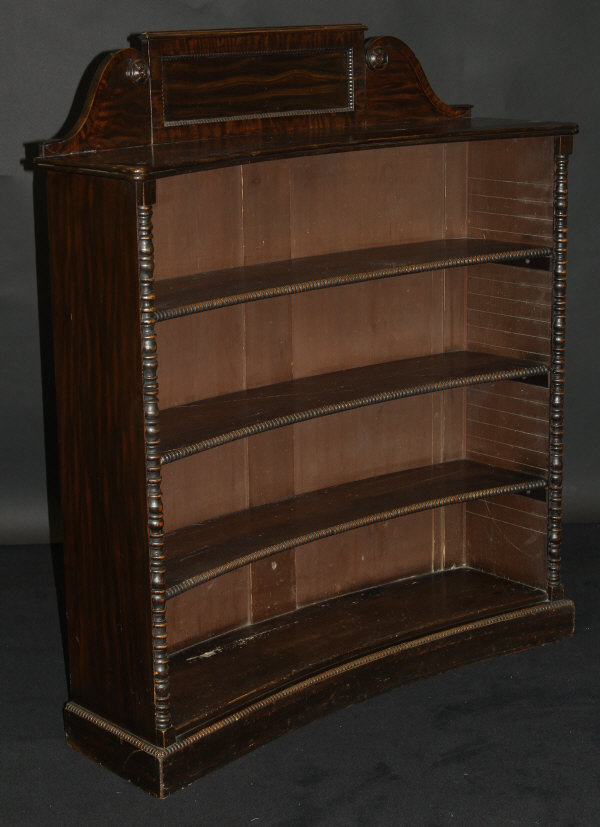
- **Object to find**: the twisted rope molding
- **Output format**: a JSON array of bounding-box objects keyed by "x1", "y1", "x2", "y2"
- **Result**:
[
  {"x1": 64, "y1": 598, "x2": 572, "y2": 759},
  {"x1": 165, "y1": 477, "x2": 546, "y2": 598},
  {"x1": 138, "y1": 201, "x2": 170, "y2": 734},
  {"x1": 160, "y1": 363, "x2": 548, "y2": 465},
  {"x1": 548, "y1": 152, "x2": 569, "y2": 596},
  {"x1": 155, "y1": 246, "x2": 552, "y2": 321}
]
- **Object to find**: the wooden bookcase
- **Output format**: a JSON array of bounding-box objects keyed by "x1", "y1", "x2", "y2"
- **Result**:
[{"x1": 34, "y1": 25, "x2": 577, "y2": 796}]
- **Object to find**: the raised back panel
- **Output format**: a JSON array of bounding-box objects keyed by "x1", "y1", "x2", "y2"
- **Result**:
[
  {"x1": 161, "y1": 49, "x2": 353, "y2": 124},
  {"x1": 137, "y1": 25, "x2": 367, "y2": 143}
]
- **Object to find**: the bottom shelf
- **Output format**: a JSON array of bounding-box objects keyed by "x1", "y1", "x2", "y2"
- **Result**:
[
  {"x1": 167, "y1": 568, "x2": 548, "y2": 733},
  {"x1": 64, "y1": 567, "x2": 574, "y2": 797}
]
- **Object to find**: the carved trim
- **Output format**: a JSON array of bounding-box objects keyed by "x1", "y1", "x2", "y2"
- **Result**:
[
  {"x1": 138, "y1": 201, "x2": 171, "y2": 733},
  {"x1": 64, "y1": 598, "x2": 573, "y2": 757},
  {"x1": 166, "y1": 477, "x2": 546, "y2": 598},
  {"x1": 155, "y1": 245, "x2": 553, "y2": 322},
  {"x1": 126, "y1": 58, "x2": 150, "y2": 86},
  {"x1": 160, "y1": 363, "x2": 548, "y2": 465},
  {"x1": 548, "y1": 151, "x2": 569, "y2": 598},
  {"x1": 365, "y1": 44, "x2": 389, "y2": 71}
]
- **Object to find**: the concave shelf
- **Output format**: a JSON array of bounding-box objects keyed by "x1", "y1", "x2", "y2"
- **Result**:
[
  {"x1": 168, "y1": 567, "x2": 548, "y2": 733},
  {"x1": 154, "y1": 238, "x2": 552, "y2": 320},
  {"x1": 164, "y1": 459, "x2": 545, "y2": 598},
  {"x1": 159, "y1": 351, "x2": 548, "y2": 465}
]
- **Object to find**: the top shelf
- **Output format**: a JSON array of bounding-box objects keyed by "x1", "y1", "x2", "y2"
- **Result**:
[
  {"x1": 35, "y1": 118, "x2": 577, "y2": 179},
  {"x1": 155, "y1": 238, "x2": 552, "y2": 320}
]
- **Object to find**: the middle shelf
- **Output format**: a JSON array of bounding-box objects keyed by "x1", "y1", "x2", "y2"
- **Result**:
[
  {"x1": 154, "y1": 237, "x2": 552, "y2": 320},
  {"x1": 164, "y1": 458, "x2": 546, "y2": 599},
  {"x1": 159, "y1": 350, "x2": 548, "y2": 464}
]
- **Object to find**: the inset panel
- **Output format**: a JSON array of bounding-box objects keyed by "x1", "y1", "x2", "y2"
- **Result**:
[{"x1": 162, "y1": 49, "x2": 353, "y2": 125}]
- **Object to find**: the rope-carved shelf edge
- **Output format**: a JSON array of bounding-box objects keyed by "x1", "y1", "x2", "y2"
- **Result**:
[
  {"x1": 155, "y1": 244, "x2": 553, "y2": 321},
  {"x1": 160, "y1": 362, "x2": 549, "y2": 465},
  {"x1": 165, "y1": 476, "x2": 547, "y2": 598}
]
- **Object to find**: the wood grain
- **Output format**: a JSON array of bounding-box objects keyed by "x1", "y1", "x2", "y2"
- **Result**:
[
  {"x1": 163, "y1": 459, "x2": 545, "y2": 598},
  {"x1": 158, "y1": 352, "x2": 548, "y2": 463},
  {"x1": 168, "y1": 568, "x2": 548, "y2": 731},
  {"x1": 36, "y1": 118, "x2": 577, "y2": 180},
  {"x1": 45, "y1": 171, "x2": 156, "y2": 740}
]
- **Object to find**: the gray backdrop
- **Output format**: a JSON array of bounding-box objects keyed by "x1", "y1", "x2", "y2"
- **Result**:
[{"x1": 1, "y1": 0, "x2": 598, "y2": 543}]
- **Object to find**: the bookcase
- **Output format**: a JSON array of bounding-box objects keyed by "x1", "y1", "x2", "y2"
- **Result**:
[{"x1": 34, "y1": 25, "x2": 577, "y2": 797}]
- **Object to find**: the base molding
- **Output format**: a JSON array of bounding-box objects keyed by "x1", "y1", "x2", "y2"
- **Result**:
[{"x1": 64, "y1": 598, "x2": 574, "y2": 797}]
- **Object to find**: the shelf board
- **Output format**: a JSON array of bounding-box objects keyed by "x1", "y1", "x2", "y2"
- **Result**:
[
  {"x1": 154, "y1": 238, "x2": 552, "y2": 320},
  {"x1": 35, "y1": 116, "x2": 577, "y2": 178},
  {"x1": 168, "y1": 566, "x2": 548, "y2": 733},
  {"x1": 164, "y1": 459, "x2": 545, "y2": 598},
  {"x1": 159, "y1": 350, "x2": 548, "y2": 464}
]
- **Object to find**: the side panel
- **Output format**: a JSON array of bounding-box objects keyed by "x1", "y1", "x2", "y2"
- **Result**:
[{"x1": 45, "y1": 170, "x2": 156, "y2": 740}]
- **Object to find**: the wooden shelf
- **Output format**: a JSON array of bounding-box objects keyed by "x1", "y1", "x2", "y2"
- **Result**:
[
  {"x1": 164, "y1": 459, "x2": 545, "y2": 598},
  {"x1": 36, "y1": 117, "x2": 577, "y2": 179},
  {"x1": 168, "y1": 567, "x2": 548, "y2": 733},
  {"x1": 159, "y1": 351, "x2": 548, "y2": 464},
  {"x1": 154, "y1": 238, "x2": 552, "y2": 320}
]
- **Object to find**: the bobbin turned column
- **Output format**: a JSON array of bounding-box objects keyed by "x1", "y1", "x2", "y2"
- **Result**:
[
  {"x1": 547, "y1": 136, "x2": 572, "y2": 601},
  {"x1": 137, "y1": 181, "x2": 174, "y2": 745}
]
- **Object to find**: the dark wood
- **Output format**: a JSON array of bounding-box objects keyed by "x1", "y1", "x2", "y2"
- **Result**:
[
  {"x1": 45, "y1": 171, "x2": 157, "y2": 741},
  {"x1": 64, "y1": 595, "x2": 573, "y2": 797},
  {"x1": 35, "y1": 117, "x2": 577, "y2": 179},
  {"x1": 136, "y1": 25, "x2": 367, "y2": 144},
  {"x1": 167, "y1": 568, "x2": 549, "y2": 731},
  {"x1": 33, "y1": 25, "x2": 577, "y2": 796},
  {"x1": 164, "y1": 460, "x2": 545, "y2": 598},
  {"x1": 158, "y1": 351, "x2": 548, "y2": 464},
  {"x1": 161, "y1": 50, "x2": 352, "y2": 124},
  {"x1": 154, "y1": 238, "x2": 552, "y2": 319},
  {"x1": 40, "y1": 48, "x2": 151, "y2": 157},
  {"x1": 364, "y1": 36, "x2": 471, "y2": 123}
]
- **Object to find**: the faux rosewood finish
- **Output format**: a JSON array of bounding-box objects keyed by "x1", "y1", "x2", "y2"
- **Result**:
[
  {"x1": 34, "y1": 25, "x2": 577, "y2": 796},
  {"x1": 45, "y1": 171, "x2": 156, "y2": 741},
  {"x1": 158, "y1": 352, "x2": 548, "y2": 465},
  {"x1": 154, "y1": 238, "x2": 552, "y2": 320},
  {"x1": 65, "y1": 593, "x2": 574, "y2": 797},
  {"x1": 34, "y1": 25, "x2": 576, "y2": 173},
  {"x1": 40, "y1": 48, "x2": 151, "y2": 157},
  {"x1": 36, "y1": 118, "x2": 577, "y2": 179},
  {"x1": 161, "y1": 50, "x2": 353, "y2": 124},
  {"x1": 364, "y1": 36, "x2": 470, "y2": 123},
  {"x1": 164, "y1": 461, "x2": 544, "y2": 598},
  {"x1": 167, "y1": 569, "x2": 548, "y2": 730},
  {"x1": 136, "y1": 25, "x2": 366, "y2": 144}
]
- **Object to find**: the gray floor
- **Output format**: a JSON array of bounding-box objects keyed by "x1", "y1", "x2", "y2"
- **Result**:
[{"x1": 3, "y1": 523, "x2": 599, "y2": 826}]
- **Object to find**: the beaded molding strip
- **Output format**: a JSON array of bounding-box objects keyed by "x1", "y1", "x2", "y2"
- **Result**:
[
  {"x1": 138, "y1": 201, "x2": 170, "y2": 734},
  {"x1": 165, "y1": 476, "x2": 546, "y2": 598},
  {"x1": 155, "y1": 246, "x2": 552, "y2": 322},
  {"x1": 160, "y1": 363, "x2": 548, "y2": 465},
  {"x1": 64, "y1": 598, "x2": 572, "y2": 761}
]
